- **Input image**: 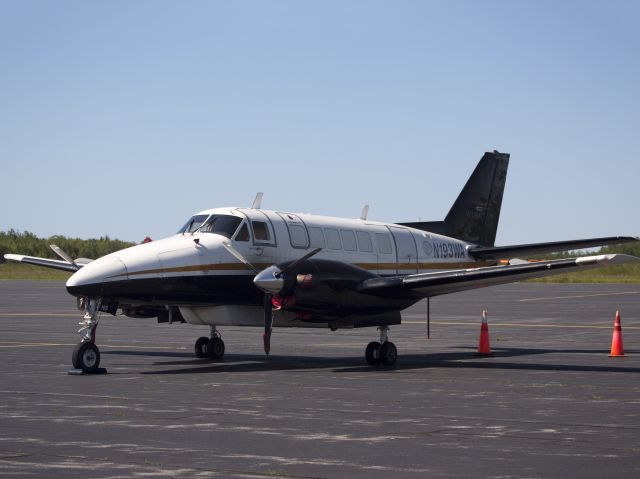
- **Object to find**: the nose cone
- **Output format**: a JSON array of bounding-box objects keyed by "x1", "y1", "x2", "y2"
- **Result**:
[
  {"x1": 253, "y1": 265, "x2": 284, "y2": 295},
  {"x1": 66, "y1": 257, "x2": 127, "y2": 297}
]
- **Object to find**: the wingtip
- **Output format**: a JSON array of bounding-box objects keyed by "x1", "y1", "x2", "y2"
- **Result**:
[{"x1": 576, "y1": 254, "x2": 640, "y2": 266}]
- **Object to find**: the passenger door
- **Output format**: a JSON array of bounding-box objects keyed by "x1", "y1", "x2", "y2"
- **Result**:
[{"x1": 388, "y1": 226, "x2": 418, "y2": 274}]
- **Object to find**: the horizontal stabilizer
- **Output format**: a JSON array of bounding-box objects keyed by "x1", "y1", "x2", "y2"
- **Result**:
[
  {"x1": 3, "y1": 253, "x2": 91, "y2": 272},
  {"x1": 468, "y1": 236, "x2": 638, "y2": 260}
]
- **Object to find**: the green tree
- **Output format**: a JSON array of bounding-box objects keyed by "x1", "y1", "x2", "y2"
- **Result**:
[{"x1": 0, "y1": 230, "x2": 136, "y2": 263}]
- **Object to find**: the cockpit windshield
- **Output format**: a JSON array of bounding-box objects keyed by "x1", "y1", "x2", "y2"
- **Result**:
[
  {"x1": 177, "y1": 215, "x2": 210, "y2": 234},
  {"x1": 177, "y1": 214, "x2": 243, "y2": 239},
  {"x1": 202, "y1": 215, "x2": 243, "y2": 238}
]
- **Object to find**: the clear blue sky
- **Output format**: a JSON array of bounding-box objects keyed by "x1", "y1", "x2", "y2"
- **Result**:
[{"x1": 1, "y1": 1, "x2": 638, "y2": 245}]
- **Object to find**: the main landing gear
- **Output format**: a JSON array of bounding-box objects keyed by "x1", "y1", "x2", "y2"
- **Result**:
[
  {"x1": 71, "y1": 298, "x2": 105, "y2": 374},
  {"x1": 194, "y1": 326, "x2": 225, "y2": 360},
  {"x1": 365, "y1": 326, "x2": 397, "y2": 366}
]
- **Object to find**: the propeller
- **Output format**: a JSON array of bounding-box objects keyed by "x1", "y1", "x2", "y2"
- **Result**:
[
  {"x1": 275, "y1": 248, "x2": 322, "y2": 279},
  {"x1": 221, "y1": 241, "x2": 322, "y2": 354},
  {"x1": 251, "y1": 248, "x2": 322, "y2": 296},
  {"x1": 50, "y1": 244, "x2": 80, "y2": 270}
]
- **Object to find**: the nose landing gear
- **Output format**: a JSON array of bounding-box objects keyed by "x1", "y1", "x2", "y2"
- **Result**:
[{"x1": 69, "y1": 298, "x2": 106, "y2": 375}]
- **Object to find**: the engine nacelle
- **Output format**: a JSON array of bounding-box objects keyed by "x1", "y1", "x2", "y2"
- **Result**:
[{"x1": 269, "y1": 259, "x2": 414, "y2": 318}]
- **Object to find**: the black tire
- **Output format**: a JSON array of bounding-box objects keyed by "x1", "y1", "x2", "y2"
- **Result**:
[
  {"x1": 380, "y1": 341, "x2": 397, "y2": 366},
  {"x1": 365, "y1": 341, "x2": 381, "y2": 365},
  {"x1": 195, "y1": 337, "x2": 209, "y2": 358},
  {"x1": 208, "y1": 337, "x2": 225, "y2": 360},
  {"x1": 72, "y1": 342, "x2": 83, "y2": 369},
  {"x1": 74, "y1": 341, "x2": 100, "y2": 373}
]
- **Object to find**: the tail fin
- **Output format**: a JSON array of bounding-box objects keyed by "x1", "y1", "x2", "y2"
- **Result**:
[{"x1": 398, "y1": 150, "x2": 509, "y2": 246}]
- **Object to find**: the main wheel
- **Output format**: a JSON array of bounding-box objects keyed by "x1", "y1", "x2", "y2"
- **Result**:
[
  {"x1": 208, "y1": 337, "x2": 225, "y2": 360},
  {"x1": 195, "y1": 336, "x2": 209, "y2": 358},
  {"x1": 365, "y1": 341, "x2": 381, "y2": 365},
  {"x1": 380, "y1": 341, "x2": 397, "y2": 366},
  {"x1": 72, "y1": 341, "x2": 100, "y2": 373}
]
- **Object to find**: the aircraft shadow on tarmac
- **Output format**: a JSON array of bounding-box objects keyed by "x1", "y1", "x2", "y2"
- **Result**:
[{"x1": 102, "y1": 348, "x2": 640, "y2": 375}]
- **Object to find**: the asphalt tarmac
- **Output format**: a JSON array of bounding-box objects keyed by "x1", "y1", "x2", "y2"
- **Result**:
[{"x1": 0, "y1": 281, "x2": 639, "y2": 478}]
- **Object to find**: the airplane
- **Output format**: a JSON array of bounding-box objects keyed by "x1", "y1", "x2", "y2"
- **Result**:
[{"x1": 4, "y1": 151, "x2": 638, "y2": 373}]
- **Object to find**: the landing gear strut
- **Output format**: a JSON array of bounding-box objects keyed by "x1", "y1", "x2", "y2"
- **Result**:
[
  {"x1": 194, "y1": 326, "x2": 225, "y2": 360},
  {"x1": 71, "y1": 298, "x2": 104, "y2": 374},
  {"x1": 365, "y1": 326, "x2": 397, "y2": 366}
]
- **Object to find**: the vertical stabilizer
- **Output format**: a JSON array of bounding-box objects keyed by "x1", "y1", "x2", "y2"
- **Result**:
[{"x1": 397, "y1": 151, "x2": 509, "y2": 246}]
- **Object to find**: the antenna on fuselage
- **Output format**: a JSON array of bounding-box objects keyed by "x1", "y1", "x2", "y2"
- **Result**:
[
  {"x1": 252, "y1": 192, "x2": 263, "y2": 209},
  {"x1": 360, "y1": 204, "x2": 369, "y2": 221}
]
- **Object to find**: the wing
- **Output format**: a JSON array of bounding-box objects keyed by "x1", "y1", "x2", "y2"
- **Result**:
[
  {"x1": 357, "y1": 254, "x2": 639, "y2": 298},
  {"x1": 3, "y1": 253, "x2": 91, "y2": 272},
  {"x1": 468, "y1": 236, "x2": 638, "y2": 260}
]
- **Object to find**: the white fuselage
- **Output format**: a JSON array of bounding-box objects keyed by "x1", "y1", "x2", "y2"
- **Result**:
[{"x1": 66, "y1": 207, "x2": 481, "y2": 328}]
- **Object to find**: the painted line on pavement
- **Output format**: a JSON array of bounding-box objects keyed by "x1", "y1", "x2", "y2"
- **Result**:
[
  {"x1": 519, "y1": 291, "x2": 639, "y2": 302},
  {"x1": 405, "y1": 320, "x2": 640, "y2": 330},
  {"x1": 0, "y1": 341, "x2": 183, "y2": 350}
]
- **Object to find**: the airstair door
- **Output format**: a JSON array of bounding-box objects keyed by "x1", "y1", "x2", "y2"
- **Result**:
[{"x1": 388, "y1": 226, "x2": 418, "y2": 274}]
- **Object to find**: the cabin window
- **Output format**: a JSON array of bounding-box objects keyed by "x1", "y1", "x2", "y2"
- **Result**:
[
  {"x1": 308, "y1": 226, "x2": 325, "y2": 248},
  {"x1": 376, "y1": 233, "x2": 393, "y2": 254},
  {"x1": 288, "y1": 224, "x2": 308, "y2": 248},
  {"x1": 252, "y1": 221, "x2": 270, "y2": 241},
  {"x1": 356, "y1": 231, "x2": 374, "y2": 252},
  {"x1": 341, "y1": 230, "x2": 357, "y2": 251},
  {"x1": 423, "y1": 240, "x2": 434, "y2": 257},
  {"x1": 235, "y1": 223, "x2": 250, "y2": 242},
  {"x1": 324, "y1": 228, "x2": 342, "y2": 250}
]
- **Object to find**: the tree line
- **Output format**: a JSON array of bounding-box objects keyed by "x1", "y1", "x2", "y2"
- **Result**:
[
  {"x1": 0, "y1": 230, "x2": 136, "y2": 262},
  {"x1": 530, "y1": 241, "x2": 640, "y2": 260}
]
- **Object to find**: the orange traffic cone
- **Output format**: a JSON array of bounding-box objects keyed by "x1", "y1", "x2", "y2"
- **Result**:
[
  {"x1": 609, "y1": 310, "x2": 625, "y2": 357},
  {"x1": 475, "y1": 310, "x2": 493, "y2": 357}
]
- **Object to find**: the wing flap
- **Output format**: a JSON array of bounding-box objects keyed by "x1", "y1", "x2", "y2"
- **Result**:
[{"x1": 357, "y1": 254, "x2": 639, "y2": 298}]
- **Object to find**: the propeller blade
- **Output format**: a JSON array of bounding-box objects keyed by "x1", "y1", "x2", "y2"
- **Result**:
[
  {"x1": 276, "y1": 248, "x2": 322, "y2": 278},
  {"x1": 221, "y1": 241, "x2": 259, "y2": 273},
  {"x1": 263, "y1": 293, "x2": 273, "y2": 355},
  {"x1": 50, "y1": 245, "x2": 80, "y2": 270}
]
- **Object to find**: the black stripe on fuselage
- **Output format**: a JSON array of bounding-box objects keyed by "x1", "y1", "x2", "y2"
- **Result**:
[
  {"x1": 66, "y1": 271, "x2": 409, "y2": 307},
  {"x1": 67, "y1": 274, "x2": 264, "y2": 306}
]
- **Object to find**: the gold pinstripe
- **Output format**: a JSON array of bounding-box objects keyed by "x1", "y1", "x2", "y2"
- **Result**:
[{"x1": 112, "y1": 260, "x2": 489, "y2": 278}]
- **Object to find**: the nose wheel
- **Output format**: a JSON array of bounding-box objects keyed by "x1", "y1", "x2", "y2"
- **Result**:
[
  {"x1": 364, "y1": 326, "x2": 397, "y2": 366},
  {"x1": 72, "y1": 341, "x2": 101, "y2": 373}
]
